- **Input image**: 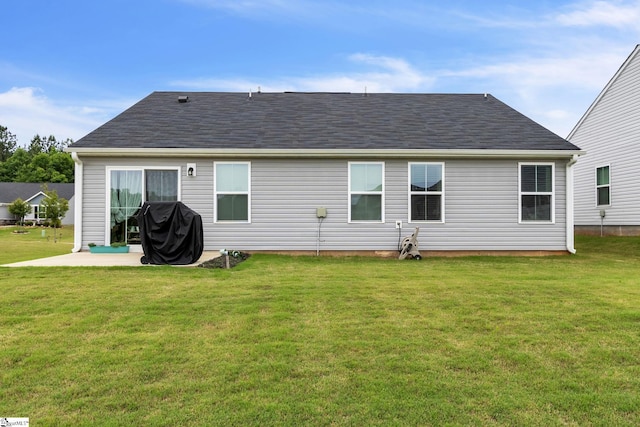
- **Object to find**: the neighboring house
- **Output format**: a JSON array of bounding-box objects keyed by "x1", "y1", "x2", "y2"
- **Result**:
[
  {"x1": 66, "y1": 91, "x2": 582, "y2": 255},
  {"x1": 0, "y1": 182, "x2": 75, "y2": 225},
  {"x1": 570, "y1": 44, "x2": 640, "y2": 236}
]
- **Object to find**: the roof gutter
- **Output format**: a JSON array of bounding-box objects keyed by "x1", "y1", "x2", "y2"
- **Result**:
[
  {"x1": 71, "y1": 152, "x2": 83, "y2": 253},
  {"x1": 66, "y1": 147, "x2": 585, "y2": 159},
  {"x1": 565, "y1": 154, "x2": 580, "y2": 254}
]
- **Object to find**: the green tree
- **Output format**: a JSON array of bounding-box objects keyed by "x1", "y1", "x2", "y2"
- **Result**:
[
  {"x1": 0, "y1": 125, "x2": 17, "y2": 161},
  {"x1": 40, "y1": 186, "x2": 69, "y2": 242},
  {"x1": 28, "y1": 135, "x2": 71, "y2": 155},
  {"x1": 8, "y1": 198, "x2": 33, "y2": 226},
  {"x1": 19, "y1": 152, "x2": 50, "y2": 182},
  {"x1": 0, "y1": 129, "x2": 74, "y2": 183},
  {"x1": 1, "y1": 149, "x2": 74, "y2": 183},
  {"x1": 28, "y1": 135, "x2": 46, "y2": 155},
  {"x1": 48, "y1": 151, "x2": 74, "y2": 183},
  {"x1": 0, "y1": 148, "x2": 32, "y2": 181}
]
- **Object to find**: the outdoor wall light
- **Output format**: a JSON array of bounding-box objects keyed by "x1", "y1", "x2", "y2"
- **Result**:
[{"x1": 187, "y1": 163, "x2": 196, "y2": 177}]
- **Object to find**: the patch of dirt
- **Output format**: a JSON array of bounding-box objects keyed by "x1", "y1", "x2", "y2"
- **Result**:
[{"x1": 198, "y1": 251, "x2": 250, "y2": 269}]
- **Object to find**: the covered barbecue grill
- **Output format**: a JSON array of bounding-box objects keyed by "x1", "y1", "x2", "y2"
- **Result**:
[{"x1": 138, "y1": 201, "x2": 203, "y2": 265}]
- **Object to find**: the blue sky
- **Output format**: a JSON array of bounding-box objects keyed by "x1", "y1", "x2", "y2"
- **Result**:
[{"x1": 1, "y1": 0, "x2": 639, "y2": 146}]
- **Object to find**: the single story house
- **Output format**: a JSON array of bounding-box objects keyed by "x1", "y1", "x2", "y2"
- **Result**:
[
  {"x1": 66, "y1": 91, "x2": 583, "y2": 255},
  {"x1": 569, "y1": 44, "x2": 640, "y2": 236},
  {"x1": 0, "y1": 182, "x2": 75, "y2": 225}
]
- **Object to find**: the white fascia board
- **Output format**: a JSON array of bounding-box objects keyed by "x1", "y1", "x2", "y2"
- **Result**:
[
  {"x1": 67, "y1": 147, "x2": 585, "y2": 159},
  {"x1": 25, "y1": 191, "x2": 46, "y2": 203}
]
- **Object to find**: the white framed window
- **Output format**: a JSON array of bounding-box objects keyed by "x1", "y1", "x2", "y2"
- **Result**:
[
  {"x1": 214, "y1": 162, "x2": 251, "y2": 223},
  {"x1": 519, "y1": 162, "x2": 554, "y2": 223},
  {"x1": 349, "y1": 162, "x2": 384, "y2": 222},
  {"x1": 106, "y1": 166, "x2": 180, "y2": 245},
  {"x1": 596, "y1": 165, "x2": 610, "y2": 206},
  {"x1": 409, "y1": 162, "x2": 444, "y2": 223}
]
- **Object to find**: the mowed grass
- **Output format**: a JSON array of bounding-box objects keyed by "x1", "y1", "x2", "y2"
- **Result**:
[
  {"x1": 0, "y1": 225, "x2": 74, "y2": 264},
  {"x1": 0, "y1": 235, "x2": 639, "y2": 425}
]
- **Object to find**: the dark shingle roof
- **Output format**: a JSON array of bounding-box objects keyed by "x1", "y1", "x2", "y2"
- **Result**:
[
  {"x1": 0, "y1": 183, "x2": 74, "y2": 203},
  {"x1": 70, "y1": 92, "x2": 580, "y2": 151}
]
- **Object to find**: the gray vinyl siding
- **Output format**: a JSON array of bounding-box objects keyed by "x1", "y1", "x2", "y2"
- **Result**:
[
  {"x1": 81, "y1": 158, "x2": 107, "y2": 247},
  {"x1": 79, "y1": 157, "x2": 569, "y2": 252},
  {"x1": 572, "y1": 47, "x2": 640, "y2": 226}
]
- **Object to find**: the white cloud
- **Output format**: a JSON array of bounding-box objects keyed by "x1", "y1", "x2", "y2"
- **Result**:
[
  {"x1": 0, "y1": 87, "x2": 130, "y2": 147},
  {"x1": 556, "y1": 0, "x2": 640, "y2": 27},
  {"x1": 447, "y1": 50, "x2": 624, "y2": 91},
  {"x1": 172, "y1": 53, "x2": 435, "y2": 93}
]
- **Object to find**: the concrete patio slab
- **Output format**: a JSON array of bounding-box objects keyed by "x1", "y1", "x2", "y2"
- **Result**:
[{"x1": 2, "y1": 251, "x2": 220, "y2": 267}]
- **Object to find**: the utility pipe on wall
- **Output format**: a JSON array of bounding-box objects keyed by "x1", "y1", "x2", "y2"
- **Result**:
[
  {"x1": 565, "y1": 154, "x2": 579, "y2": 254},
  {"x1": 71, "y1": 152, "x2": 83, "y2": 252}
]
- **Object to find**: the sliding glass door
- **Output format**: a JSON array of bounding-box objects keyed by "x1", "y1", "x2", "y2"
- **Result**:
[
  {"x1": 108, "y1": 168, "x2": 179, "y2": 245},
  {"x1": 110, "y1": 170, "x2": 143, "y2": 245}
]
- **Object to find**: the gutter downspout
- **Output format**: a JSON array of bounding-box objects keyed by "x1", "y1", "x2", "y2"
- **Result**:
[
  {"x1": 71, "y1": 152, "x2": 83, "y2": 252},
  {"x1": 566, "y1": 155, "x2": 579, "y2": 254}
]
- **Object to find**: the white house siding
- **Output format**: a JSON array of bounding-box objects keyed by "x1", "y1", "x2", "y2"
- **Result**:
[
  {"x1": 80, "y1": 157, "x2": 569, "y2": 252},
  {"x1": 572, "y1": 46, "x2": 640, "y2": 229},
  {"x1": 81, "y1": 158, "x2": 108, "y2": 246}
]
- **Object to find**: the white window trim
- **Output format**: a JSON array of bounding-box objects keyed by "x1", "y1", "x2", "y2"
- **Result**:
[
  {"x1": 595, "y1": 164, "x2": 611, "y2": 207},
  {"x1": 408, "y1": 162, "x2": 445, "y2": 224},
  {"x1": 518, "y1": 162, "x2": 555, "y2": 224},
  {"x1": 105, "y1": 166, "x2": 181, "y2": 244},
  {"x1": 213, "y1": 161, "x2": 251, "y2": 223},
  {"x1": 348, "y1": 161, "x2": 385, "y2": 223}
]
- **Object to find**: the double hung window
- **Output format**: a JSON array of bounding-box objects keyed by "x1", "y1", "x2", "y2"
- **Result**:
[
  {"x1": 215, "y1": 162, "x2": 250, "y2": 222},
  {"x1": 596, "y1": 165, "x2": 610, "y2": 206},
  {"x1": 519, "y1": 163, "x2": 554, "y2": 223},
  {"x1": 409, "y1": 163, "x2": 444, "y2": 222},
  {"x1": 349, "y1": 162, "x2": 384, "y2": 222}
]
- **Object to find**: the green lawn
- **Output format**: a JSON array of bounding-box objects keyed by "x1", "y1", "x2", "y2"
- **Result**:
[
  {"x1": 0, "y1": 225, "x2": 74, "y2": 264},
  {"x1": 0, "y1": 235, "x2": 639, "y2": 425}
]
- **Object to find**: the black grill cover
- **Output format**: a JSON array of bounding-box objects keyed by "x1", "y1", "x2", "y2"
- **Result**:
[{"x1": 138, "y1": 202, "x2": 203, "y2": 265}]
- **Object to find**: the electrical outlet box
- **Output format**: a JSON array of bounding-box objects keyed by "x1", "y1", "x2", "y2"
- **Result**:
[
  {"x1": 316, "y1": 207, "x2": 327, "y2": 218},
  {"x1": 395, "y1": 220, "x2": 402, "y2": 229}
]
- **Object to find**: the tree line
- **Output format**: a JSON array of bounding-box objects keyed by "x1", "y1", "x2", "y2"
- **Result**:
[{"x1": 0, "y1": 125, "x2": 74, "y2": 183}]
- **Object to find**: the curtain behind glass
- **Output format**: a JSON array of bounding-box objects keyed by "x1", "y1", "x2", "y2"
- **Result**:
[
  {"x1": 596, "y1": 166, "x2": 609, "y2": 186},
  {"x1": 146, "y1": 170, "x2": 178, "y2": 201},
  {"x1": 110, "y1": 170, "x2": 142, "y2": 227}
]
